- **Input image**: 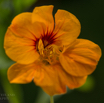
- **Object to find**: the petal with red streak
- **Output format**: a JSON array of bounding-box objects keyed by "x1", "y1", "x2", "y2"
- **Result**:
[
  {"x1": 54, "y1": 10, "x2": 81, "y2": 46},
  {"x1": 4, "y1": 29, "x2": 39, "y2": 64},
  {"x1": 32, "y1": 5, "x2": 54, "y2": 35}
]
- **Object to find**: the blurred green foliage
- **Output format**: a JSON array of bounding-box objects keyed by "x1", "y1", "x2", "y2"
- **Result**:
[
  {"x1": 78, "y1": 76, "x2": 95, "y2": 92},
  {"x1": 13, "y1": 0, "x2": 37, "y2": 13},
  {"x1": 0, "y1": 0, "x2": 104, "y2": 103},
  {"x1": 0, "y1": 69, "x2": 23, "y2": 103}
]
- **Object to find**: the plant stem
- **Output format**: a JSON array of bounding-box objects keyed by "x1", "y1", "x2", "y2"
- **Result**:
[{"x1": 50, "y1": 96, "x2": 54, "y2": 103}]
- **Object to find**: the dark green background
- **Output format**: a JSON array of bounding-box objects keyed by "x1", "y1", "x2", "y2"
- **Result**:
[{"x1": 0, "y1": 0, "x2": 104, "y2": 103}]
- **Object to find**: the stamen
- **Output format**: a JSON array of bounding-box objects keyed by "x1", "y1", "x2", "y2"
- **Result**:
[
  {"x1": 37, "y1": 39, "x2": 63, "y2": 65},
  {"x1": 37, "y1": 39, "x2": 60, "y2": 65},
  {"x1": 38, "y1": 39, "x2": 44, "y2": 55}
]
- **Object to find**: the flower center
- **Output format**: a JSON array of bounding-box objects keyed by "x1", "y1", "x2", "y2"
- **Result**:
[{"x1": 37, "y1": 39, "x2": 60, "y2": 65}]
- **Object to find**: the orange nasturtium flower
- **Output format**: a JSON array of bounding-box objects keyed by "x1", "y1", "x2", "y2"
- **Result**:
[{"x1": 4, "y1": 5, "x2": 101, "y2": 96}]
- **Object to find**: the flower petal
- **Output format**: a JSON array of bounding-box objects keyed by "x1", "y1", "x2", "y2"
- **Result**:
[
  {"x1": 7, "y1": 63, "x2": 36, "y2": 83},
  {"x1": 59, "y1": 39, "x2": 101, "y2": 76},
  {"x1": 56, "y1": 64, "x2": 87, "y2": 89},
  {"x1": 32, "y1": 5, "x2": 54, "y2": 35},
  {"x1": 33, "y1": 62, "x2": 66, "y2": 96},
  {"x1": 4, "y1": 29, "x2": 39, "y2": 64},
  {"x1": 10, "y1": 12, "x2": 37, "y2": 40},
  {"x1": 54, "y1": 10, "x2": 81, "y2": 46}
]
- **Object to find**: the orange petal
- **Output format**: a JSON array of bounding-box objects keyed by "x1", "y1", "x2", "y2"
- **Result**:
[
  {"x1": 7, "y1": 63, "x2": 36, "y2": 83},
  {"x1": 59, "y1": 39, "x2": 101, "y2": 76},
  {"x1": 33, "y1": 62, "x2": 66, "y2": 96},
  {"x1": 32, "y1": 5, "x2": 54, "y2": 35},
  {"x1": 56, "y1": 64, "x2": 87, "y2": 89},
  {"x1": 53, "y1": 10, "x2": 81, "y2": 46},
  {"x1": 4, "y1": 29, "x2": 39, "y2": 64},
  {"x1": 10, "y1": 12, "x2": 37, "y2": 40}
]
